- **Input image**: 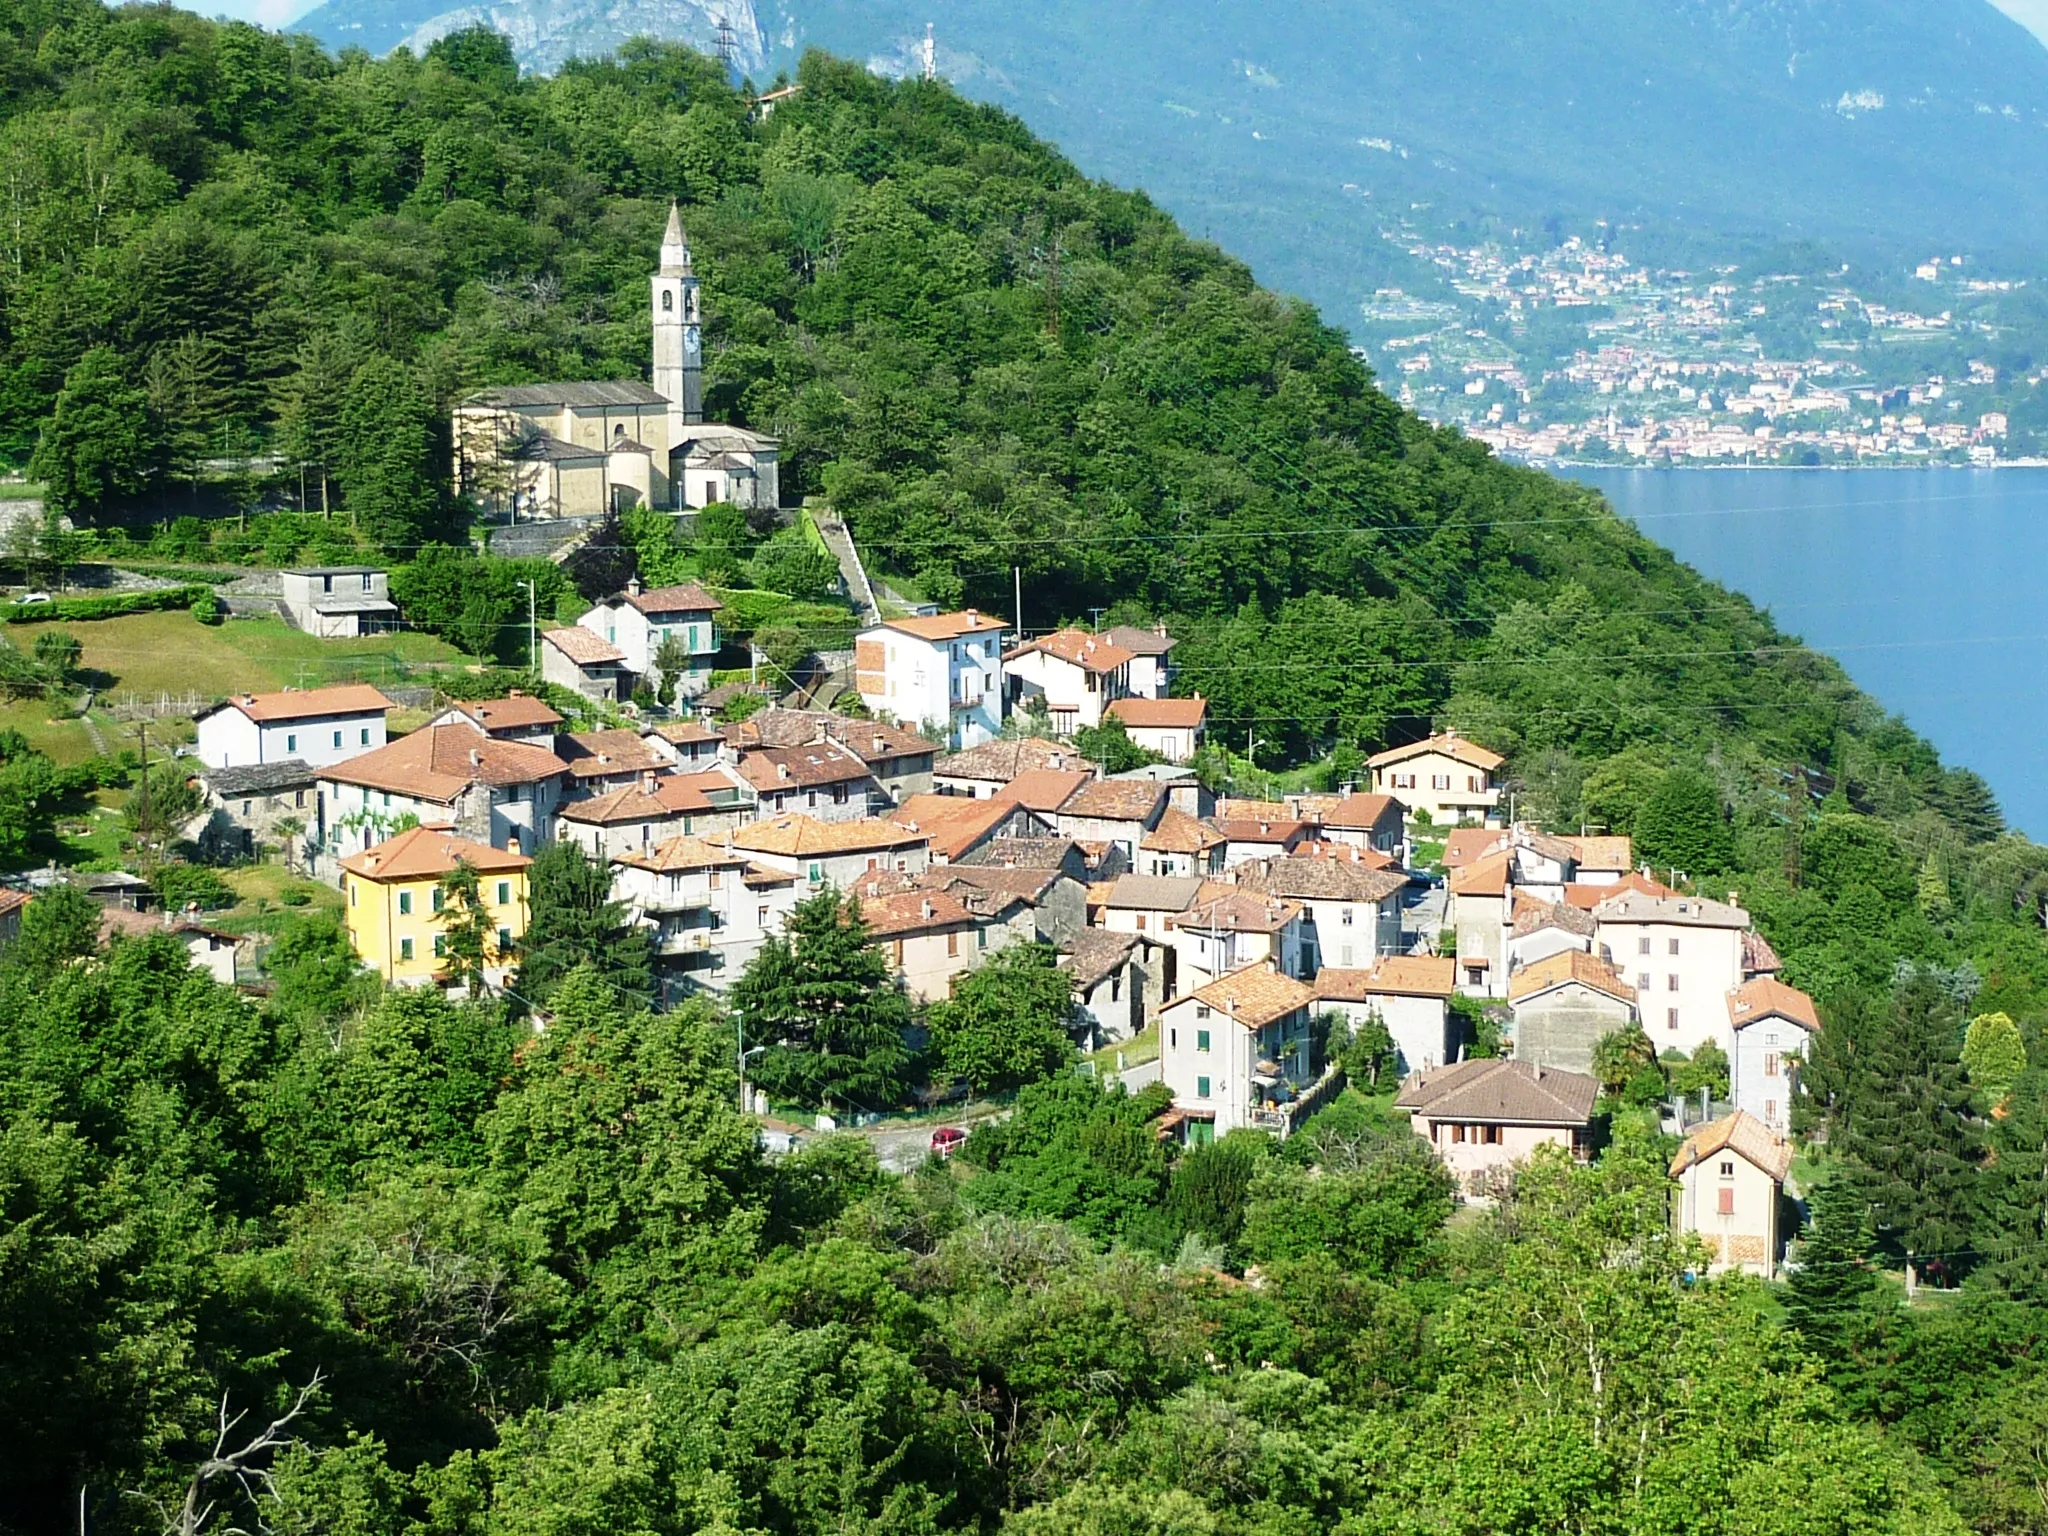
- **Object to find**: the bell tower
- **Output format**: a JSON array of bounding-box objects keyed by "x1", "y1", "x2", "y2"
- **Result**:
[{"x1": 651, "y1": 202, "x2": 703, "y2": 424}]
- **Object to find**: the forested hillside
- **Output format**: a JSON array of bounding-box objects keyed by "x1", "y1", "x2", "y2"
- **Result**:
[{"x1": 11, "y1": 5, "x2": 2048, "y2": 1531}]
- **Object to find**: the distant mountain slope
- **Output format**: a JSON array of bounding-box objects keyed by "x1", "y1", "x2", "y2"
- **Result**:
[{"x1": 293, "y1": 0, "x2": 2048, "y2": 325}]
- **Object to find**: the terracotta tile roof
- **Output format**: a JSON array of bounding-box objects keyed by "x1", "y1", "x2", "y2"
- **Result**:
[
  {"x1": 1006, "y1": 629, "x2": 1138, "y2": 674},
  {"x1": 204, "y1": 683, "x2": 392, "y2": 724},
  {"x1": 1316, "y1": 955, "x2": 1458, "y2": 1003},
  {"x1": 1727, "y1": 976, "x2": 1821, "y2": 1033},
  {"x1": 1063, "y1": 928, "x2": 1143, "y2": 991},
  {"x1": 1395, "y1": 1057, "x2": 1599, "y2": 1125},
  {"x1": 1442, "y1": 827, "x2": 1510, "y2": 869},
  {"x1": 1561, "y1": 871, "x2": 1674, "y2": 909},
  {"x1": 619, "y1": 581, "x2": 722, "y2": 615},
  {"x1": 650, "y1": 774, "x2": 722, "y2": 814},
  {"x1": 925, "y1": 862, "x2": 1063, "y2": 904},
  {"x1": 1368, "y1": 730, "x2": 1505, "y2": 772},
  {"x1": 1173, "y1": 890, "x2": 1303, "y2": 935},
  {"x1": 1218, "y1": 798, "x2": 1293, "y2": 821},
  {"x1": 559, "y1": 785, "x2": 681, "y2": 826},
  {"x1": 452, "y1": 693, "x2": 562, "y2": 730},
  {"x1": 858, "y1": 888, "x2": 978, "y2": 938},
  {"x1": 1212, "y1": 817, "x2": 1311, "y2": 846},
  {"x1": 1564, "y1": 835, "x2": 1633, "y2": 872},
  {"x1": 340, "y1": 823, "x2": 531, "y2": 881},
  {"x1": 935, "y1": 736, "x2": 1092, "y2": 782},
  {"x1": 1742, "y1": 930, "x2": 1784, "y2": 975},
  {"x1": 1512, "y1": 826, "x2": 1583, "y2": 865},
  {"x1": 877, "y1": 609, "x2": 1006, "y2": 641},
  {"x1": 1294, "y1": 840, "x2": 1399, "y2": 870},
  {"x1": 1101, "y1": 623, "x2": 1178, "y2": 655},
  {"x1": 1102, "y1": 874, "x2": 1207, "y2": 913},
  {"x1": 0, "y1": 890, "x2": 29, "y2": 919},
  {"x1": 560, "y1": 729, "x2": 673, "y2": 781},
  {"x1": 1231, "y1": 855, "x2": 1408, "y2": 905},
  {"x1": 888, "y1": 794, "x2": 1022, "y2": 861},
  {"x1": 543, "y1": 627, "x2": 626, "y2": 666},
  {"x1": 1511, "y1": 895, "x2": 1597, "y2": 938},
  {"x1": 736, "y1": 740, "x2": 874, "y2": 793},
  {"x1": 99, "y1": 906, "x2": 240, "y2": 945},
  {"x1": 612, "y1": 834, "x2": 750, "y2": 874},
  {"x1": 1171, "y1": 963, "x2": 1317, "y2": 1029},
  {"x1": 955, "y1": 836, "x2": 1087, "y2": 871},
  {"x1": 1670, "y1": 1110, "x2": 1792, "y2": 1182},
  {"x1": 319, "y1": 726, "x2": 567, "y2": 801},
  {"x1": 1449, "y1": 850, "x2": 1512, "y2": 898},
  {"x1": 1106, "y1": 695, "x2": 1207, "y2": 729},
  {"x1": 1592, "y1": 890, "x2": 1751, "y2": 930},
  {"x1": 989, "y1": 767, "x2": 1087, "y2": 813},
  {"x1": 1142, "y1": 805, "x2": 1224, "y2": 855},
  {"x1": 721, "y1": 709, "x2": 935, "y2": 764},
  {"x1": 1315, "y1": 792, "x2": 1402, "y2": 831},
  {"x1": 727, "y1": 815, "x2": 928, "y2": 858},
  {"x1": 1059, "y1": 779, "x2": 1169, "y2": 823},
  {"x1": 655, "y1": 719, "x2": 724, "y2": 747},
  {"x1": 1508, "y1": 949, "x2": 1637, "y2": 1006}
]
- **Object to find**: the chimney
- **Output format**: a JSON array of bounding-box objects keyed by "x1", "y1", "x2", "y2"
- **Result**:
[
  {"x1": 1727, "y1": 890, "x2": 1742, "y2": 910},
  {"x1": 627, "y1": 575, "x2": 643, "y2": 596},
  {"x1": 777, "y1": 763, "x2": 790, "y2": 780},
  {"x1": 921, "y1": 899, "x2": 935, "y2": 919},
  {"x1": 469, "y1": 748, "x2": 482, "y2": 767},
  {"x1": 509, "y1": 688, "x2": 524, "y2": 698},
  {"x1": 641, "y1": 770, "x2": 658, "y2": 794}
]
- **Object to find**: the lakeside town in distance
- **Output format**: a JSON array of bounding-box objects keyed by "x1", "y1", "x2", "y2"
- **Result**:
[{"x1": 1354, "y1": 224, "x2": 2048, "y2": 466}]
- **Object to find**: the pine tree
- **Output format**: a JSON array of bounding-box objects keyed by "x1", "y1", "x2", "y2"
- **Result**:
[
  {"x1": 515, "y1": 841, "x2": 654, "y2": 1011},
  {"x1": 435, "y1": 860, "x2": 494, "y2": 999},
  {"x1": 29, "y1": 346, "x2": 158, "y2": 515},
  {"x1": 1634, "y1": 766, "x2": 1734, "y2": 876},
  {"x1": 731, "y1": 888, "x2": 912, "y2": 1113},
  {"x1": 1834, "y1": 971, "x2": 1983, "y2": 1270},
  {"x1": 1783, "y1": 1181, "x2": 1879, "y2": 1361}
]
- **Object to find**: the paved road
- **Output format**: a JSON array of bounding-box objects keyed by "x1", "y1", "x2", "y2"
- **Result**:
[{"x1": 858, "y1": 1105, "x2": 1011, "y2": 1172}]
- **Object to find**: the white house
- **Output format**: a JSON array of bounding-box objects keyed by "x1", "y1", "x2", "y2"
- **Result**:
[
  {"x1": 854, "y1": 610, "x2": 1008, "y2": 749},
  {"x1": 278, "y1": 567, "x2": 398, "y2": 637},
  {"x1": 540, "y1": 626, "x2": 627, "y2": 702},
  {"x1": 1367, "y1": 730, "x2": 1505, "y2": 826},
  {"x1": 195, "y1": 684, "x2": 393, "y2": 772},
  {"x1": 1105, "y1": 695, "x2": 1208, "y2": 763},
  {"x1": 1448, "y1": 850, "x2": 1513, "y2": 996},
  {"x1": 1229, "y1": 854, "x2": 1408, "y2": 972},
  {"x1": 1313, "y1": 954, "x2": 1458, "y2": 1077},
  {"x1": 1670, "y1": 1110, "x2": 1792, "y2": 1277},
  {"x1": 430, "y1": 693, "x2": 563, "y2": 749},
  {"x1": 1101, "y1": 623, "x2": 1178, "y2": 698},
  {"x1": 1004, "y1": 629, "x2": 1135, "y2": 733},
  {"x1": 1395, "y1": 1058, "x2": 1599, "y2": 1196},
  {"x1": 1168, "y1": 889, "x2": 1308, "y2": 993},
  {"x1": 1159, "y1": 964, "x2": 1319, "y2": 1137},
  {"x1": 1505, "y1": 895, "x2": 1597, "y2": 975},
  {"x1": 1726, "y1": 977, "x2": 1820, "y2": 1135},
  {"x1": 857, "y1": 885, "x2": 1028, "y2": 1003},
  {"x1": 578, "y1": 578, "x2": 723, "y2": 699},
  {"x1": 1592, "y1": 890, "x2": 1750, "y2": 1055},
  {"x1": 612, "y1": 834, "x2": 797, "y2": 995},
  {"x1": 313, "y1": 724, "x2": 568, "y2": 869}
]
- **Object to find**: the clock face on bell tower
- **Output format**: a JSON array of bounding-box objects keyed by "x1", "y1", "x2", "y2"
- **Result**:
[{"x1": 684, "y1": 324, "x2": 700, "y2": 358}]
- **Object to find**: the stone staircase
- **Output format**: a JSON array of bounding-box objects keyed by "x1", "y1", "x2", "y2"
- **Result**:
[{"x1": 809, "y1": 503, "x2": 880, "y2": 626}]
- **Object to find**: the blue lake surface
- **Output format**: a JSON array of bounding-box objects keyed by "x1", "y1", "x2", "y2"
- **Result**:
[{"x1": 1562, "y1": 467, "x2": 2048, "y2": 838}]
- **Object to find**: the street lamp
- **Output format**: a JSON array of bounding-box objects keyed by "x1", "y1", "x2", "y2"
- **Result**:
[{"x1": 736, "y1": 1009, "x2": 767, "y2": 1114}]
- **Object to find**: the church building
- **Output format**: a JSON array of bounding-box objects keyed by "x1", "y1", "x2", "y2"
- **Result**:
[{"x1": 453, "y1": 207, "x2": 780, "y2": 520}]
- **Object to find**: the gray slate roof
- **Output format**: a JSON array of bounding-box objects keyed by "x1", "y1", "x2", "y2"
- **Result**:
[
  {"x1": 467, "y1": 380, "x2": 668, "y2": 409},
  {"x1": 1063, "y1": 929, "x2": 1142, "y2": 991},
  {"x1": 203, "y1": 760, "x2": 317, "y2": 796}
]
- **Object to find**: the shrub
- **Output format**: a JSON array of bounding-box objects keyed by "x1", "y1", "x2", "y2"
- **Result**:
[
  {"x1": 190, "y1": 592, "x2": 224, "y2": 625},
  {"x1": 0, "y1": 585, "x2": 208, "y2": 624}
]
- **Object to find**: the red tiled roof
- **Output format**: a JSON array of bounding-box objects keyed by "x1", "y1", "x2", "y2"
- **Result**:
[
  {"x1": 994, "y1": 768, "x2": 1091, "y2": 813},
  {"x1": 340, "y1": 824, "x2": 530, "y2": 881},
  {"x1": 621, "y1": 582, "x2": 722, "y2": 615},
  {"x1": 1508, "y1": 949, "x2": 1637, "y2": 1006},
  {"x1": 206, "y1": 684, "x2": 392, "y2": 724},
  {"x1": 560, "y1": 729, "x2": 673, "y2": 780},
  {"x1": 319, "y1": 726, "x2": 566, "y2": 801},
  {"x1": 1106, "y1": 696, "x2": 1207, "y2": 729},
  {"x1": 1316, "y1": 955, "x2": 1457, "y2": 1002},
  {"x1": 453, "y1": 693, "x2": 562, "y2": 730},
  {"x1": 878, "y1": 609, "x2": 1006, "y2": 641},
  {"x1": 543, "y1": 627, "x2": 626, "y2": 666},
  {"x1": 1006, "y1": 629, "x2": 1137, "y2": 675},
  {"x1": 1671, "y1": 1110, "x2": 1792, "y2": 1182},
  {"x1": 1727, "y1": 976, "x2": 1821, "y2": 1033},
  {"x1": 1368, "y1": 730, "x2": 1505, "y2": 772}
]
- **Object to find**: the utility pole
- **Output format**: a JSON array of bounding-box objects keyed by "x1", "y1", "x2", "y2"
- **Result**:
[
  {"x1": 1088, "y1": 606, "x2": 1106, "y2": 632},
  {"x1": 134, "y1": 720, "x2": 151, "y2": 850},
  {"x1": 714, "y1": 15, "x2": 738, "y2": 70},
  {"x1": 1013, "y1": 565, "x2": 1023, "y2": 638},
  {"x1": 525, "y1": 579, "x2": 537, "y2": 673}
]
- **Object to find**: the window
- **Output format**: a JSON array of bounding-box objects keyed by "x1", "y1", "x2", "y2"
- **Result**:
[
  {"x1": 1195, "y1": 1003, "x2": 1210, "y2": 1019},
  {"x1": 1468, "y1": 774, "x2": 1482, "y2": 791},
  {"x1": 1717, "y1": 1187, "x2": 1735, "y2": 1216},
  {"x1": 295, "y1": 790, "x2": 305, "y2": 808},
  {"x1": 1197, "y1": 1029, "x2": 1211, "y2": 1052},
  {"x1": 758, "y1": 905, "x2": 769, "y2": 925},
  {"x1": 947, "y1": 932, "x2": 959, "y2": 958},
  {"x1": 332, "y1": 730, "x2": 343, "y2": 749},
  {"x1": 360, "y1": 728, "x2": 370, "y2": 746},
  {"x1": 1766, "y1": 1099, "x2": 1777, "y2": 1123},
  {"x1": 349, "y1": 884, "x2": 358, "y2": 907},
  {"x1": 1667, "y1": 974, "x2": 1680, "y2": 991},
  {"x1": 1136, "y1": 915, "x2": 1147, "y2": 932},
  {"x1": 1196, "y1": 1076, "x2": 1211, "y2": 1099},
  {"x1": 1668, "y1": 937, "x2": 1681, "y2": 956},
  {"x1": 362, "y1": 573, "x2": 373, "y2": 592},
  {"x1": 398, "y1": 891, "x2": 412, "y2": 916},
  {"x1": 399, "y1": 937, "x2": 414, "y2": 961},
  {"x1": 498, "y1": 928, "x2": 511, "y2": 952},
  {"x1": 433, "y1": 935, "x2": 446, "y2": 958},
  {"x1": 496, "y1": 881, "x2": 510, "y2": 905},
  {"x1": 977, "y1": 927, "x2": 988, "y2": 950},
  {"x1": 689, "y1": 625, "x2": 700, "y2": 650},
  {"x1": 1432, "y1": 773, "x2": 1451, "y2": 791},
  {"x1": 1764, "y1": 1052, "x2": 1780, "y2": 1077},
  {"x1": 1638, "y1": 936, "x2": 1652, "y2": 955},
  {"x1": 286, "y1": 733, "x2": 298, "y2": 752},
  {"x1": 1450, "y1": 1123, "x2": 1467, "y2": 1143},
  {"x1": 1169, "y1": 1029, "x2": 1177, "y2": 1049},
  {"x1": 806, "y1": 791, "x2": 817, "y2": 808},
  {"x1": 807, "y1": 862, "x2": 823, "y2": 883},
  {"x1": 892, "y1": 939, "x2": 904, "y2": 965},
  {"x1": 832, "y1": 783, "x2": 848, "y2": 805},
  {"x1": 1720, "y1": 1161, "x2": 1734, "y2": 1176},
  {"x1": 242, "y1": 800, "x2": 252, "y2": 815},
  {"x1": 1342, "y1": 906, "x2": 1355, "y2": 926},
  {"x1": 431, "y1": 887, "x2": 443, "y2": 914},
  {"x1": 1667, "y1": 1008, "x2": 1679, "y2": 1030},
  {"x1": 662, "y1": 289, "x2": 673, "y2": 311},
  {"x1": 1638, "y1": 973, "x2": 1651, "y2": 990}
]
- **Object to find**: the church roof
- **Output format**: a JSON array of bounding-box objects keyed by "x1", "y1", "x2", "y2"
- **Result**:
[
  {"x1": 465, "y1": 381, "x2": 669, "y2": 410},
  {"x1": 675, "y1": 424, "x2": 780, "y2": 456},
  {"x1": 659, "y1": 202, "x2": 694, "y2": 277}
]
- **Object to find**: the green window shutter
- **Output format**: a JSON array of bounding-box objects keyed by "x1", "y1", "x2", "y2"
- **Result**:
[
  {"x1": 431, "y1": 887, "x2": 443, "y2": 914},
  {"x1": 1196, "y1": 1076, "x2": 1211, "y2": 1099},
  {"x1": 400, "y1": 937, "x2": 413, "y2": 961},
  {"x1": 433, "y1": 935, "x2": 446, "y2": 957},
  {"x1": 1197, "y1": 1029, "x2": 1211, "y2": 1052},
  {"x1": 398, "y1": 891, "x2": 412, "y2": 916},
  {"x1": 496, "y1": 881, "x2": 510, "y2": 904}
]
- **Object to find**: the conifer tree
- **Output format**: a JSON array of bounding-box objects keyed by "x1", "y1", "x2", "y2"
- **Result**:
[
  {"x1": 1783, "y1": 1181, "x2": 1879, "y2": 1361},
  {"x1": 516, "y1": 841, "x2": 654, "y2": 1011},
  {"x1": 435, "y1": 860, "x2": 494, "y2": 999},
  {"x1": 731, "y1": 888, "x2": 912, "y2": 1112}
]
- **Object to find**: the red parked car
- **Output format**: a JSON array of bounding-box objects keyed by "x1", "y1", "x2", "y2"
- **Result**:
[{"x1": 930, "y1": 1126, "x2": 968, "y2": 1159}]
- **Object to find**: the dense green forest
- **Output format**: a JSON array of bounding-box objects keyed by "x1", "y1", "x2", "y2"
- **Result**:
[{"x1": 11, "y1": 3, "x2": 2048, "y2": 1531}]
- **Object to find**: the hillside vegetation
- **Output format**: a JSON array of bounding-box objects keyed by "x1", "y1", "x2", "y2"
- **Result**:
[{"x1": 7, "y1": 7, "x2": 2048, "y2": 1531}]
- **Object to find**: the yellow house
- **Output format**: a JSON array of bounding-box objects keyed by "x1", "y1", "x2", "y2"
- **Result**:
[
  {"x1": 1367, "y1": 730, "x2": 1505, "y2": 826},
  {"x1": 341, "y1": 824, "x2": 532, "y2": 989}
]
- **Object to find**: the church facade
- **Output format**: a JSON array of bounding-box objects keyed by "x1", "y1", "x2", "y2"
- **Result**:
[{"x1": 452, "y1": 207, "x2": 781, "y2": 521}]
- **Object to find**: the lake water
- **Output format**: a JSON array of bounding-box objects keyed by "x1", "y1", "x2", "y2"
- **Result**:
[{"x1": 1561, "y1": 467, "x2": 2048, "y2": 838}]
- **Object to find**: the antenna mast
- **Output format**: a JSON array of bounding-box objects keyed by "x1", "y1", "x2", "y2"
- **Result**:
[
  {"x1": 714, "y1": 15, "x2": 738, "y2": 71},
  {"x1": 922, "y1": 23, "x2": 936, "y2": 81}
]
